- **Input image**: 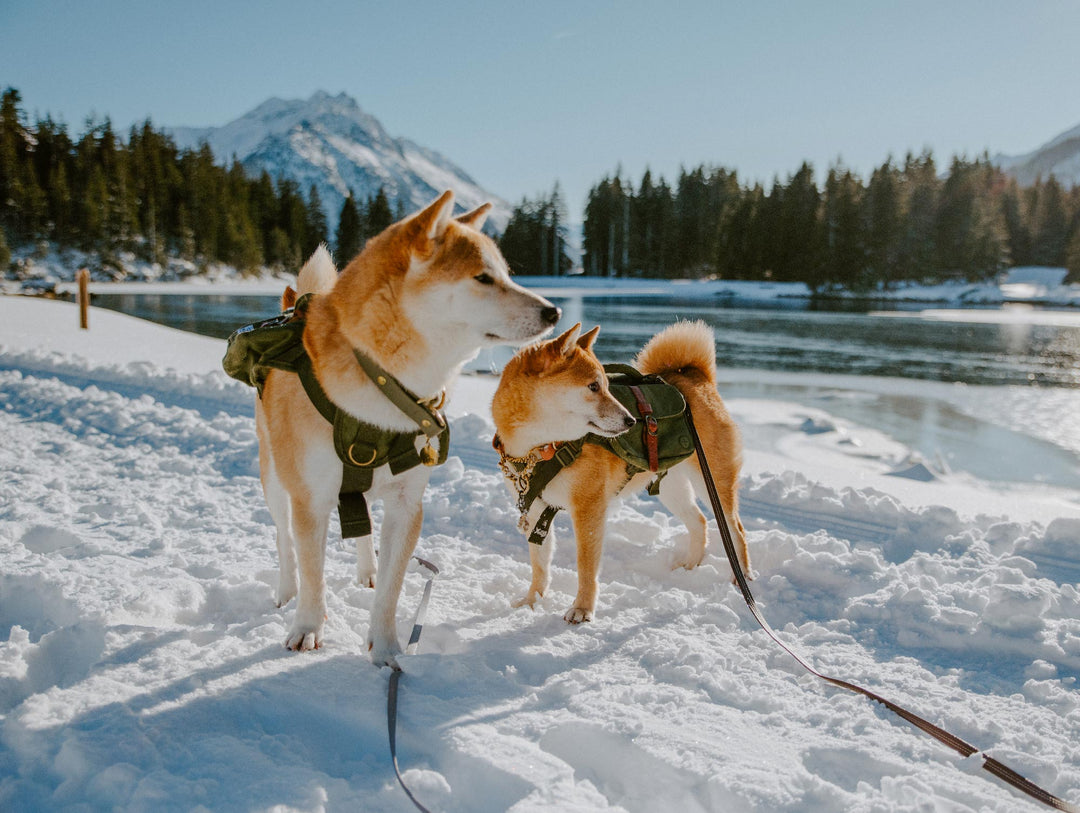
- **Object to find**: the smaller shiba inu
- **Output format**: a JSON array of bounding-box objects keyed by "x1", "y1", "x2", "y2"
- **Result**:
[{"x1": 492, "y1": 321, "x2": 750, "y2": 623}]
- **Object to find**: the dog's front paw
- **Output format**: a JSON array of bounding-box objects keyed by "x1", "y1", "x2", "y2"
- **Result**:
[
  {"x1": 563, "y1": 606, "x2": 593, "y2": 624},
  {"x1": 356, "y1": 562, "x2": 377, "y2": 589},
  {"x1": 672, "y1": 553, "x2": 704, "y2": 571},
  {"x1": 285, "y1": 626, "x2": 322, "y2": 651},
  {"x1": 368, "y1": 641, "x2": 402, "y2": 670},
  {"x1": 285, "y1": 609, "x2": 324, "y2": 651},
  {"x1": 512, "y1": 589, "x2": 543, "y2": 610},
  {"x1": 367, "y1": 628, "x2": 402, "y2": 669}
]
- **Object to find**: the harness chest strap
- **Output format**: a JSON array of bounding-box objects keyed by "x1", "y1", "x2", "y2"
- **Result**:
[
  {"x1": 286, "y1": 311, "x2": 448, "y2": 538},
  {"x1": 495, "y1": 435, "x2": 661, "y2": 546},
  {"x1": 295, "y1": 354, "x2": 448, "y2": 538}
]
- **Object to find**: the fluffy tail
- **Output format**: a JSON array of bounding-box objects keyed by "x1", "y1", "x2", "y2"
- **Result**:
[
  {"x1": 296, "y1": 244, "x2": 338, "y2": 297},
  {"x1": 637, "y1": 320, "x2": 750, "y2": 578},
  {"x1": 634, "y1": 320, "x2": 717, "y2": 383}
]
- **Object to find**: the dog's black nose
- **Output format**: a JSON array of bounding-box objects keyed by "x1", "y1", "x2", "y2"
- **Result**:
[
  {"x1": 623, "y1": 415, "x2": 636, "y2": 429},
  {"x1": 541, "y1": 306, "x2": 561, "y2": 325}
]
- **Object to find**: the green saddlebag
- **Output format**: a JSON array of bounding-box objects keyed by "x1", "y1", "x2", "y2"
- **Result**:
[
  {"x1": 600, "y1": 363, "x2": 694, "y2": 472},
  {"x1": 222, "y1": 297, "x2": 311, "y2": 395}
]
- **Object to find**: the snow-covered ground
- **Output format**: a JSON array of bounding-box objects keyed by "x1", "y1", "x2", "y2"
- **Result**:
[{"x1": 1, "y1": 296, "x2": 1078, "y2": 812}]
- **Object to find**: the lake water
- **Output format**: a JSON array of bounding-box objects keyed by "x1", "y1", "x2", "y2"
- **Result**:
[
  {"x1": 92, "y1": 289, "x2": 1080, "y2": 387},
  {"x1": 89, "y1": 289, "x2": 1080, "y2": 488}
]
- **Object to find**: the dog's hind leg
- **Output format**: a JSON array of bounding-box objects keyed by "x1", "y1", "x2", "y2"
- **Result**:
[
  {"x1": 658, "y1": 467, "x2": 709, "y2": 570},
  {"x1": 688, "y1": 466, "x2": 751, "y2": 580}
]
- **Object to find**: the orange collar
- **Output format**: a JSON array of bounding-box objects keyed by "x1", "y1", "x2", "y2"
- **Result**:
[{"x1": 492, "y1": 435, "x2": 564, "y2": 462}]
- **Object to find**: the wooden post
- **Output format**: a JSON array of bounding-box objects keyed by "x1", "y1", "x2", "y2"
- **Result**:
[{"x1": 77, "y1": 268, "x2": 89, "y2": 330}]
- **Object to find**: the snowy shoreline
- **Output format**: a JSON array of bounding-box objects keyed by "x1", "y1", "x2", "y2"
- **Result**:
[
  {"x1": 6, "y1": 242, "x2": 1080, "y2": 308},
  {"x1": 1, "y1": 296, "x2": 1079, "y2": 811},
  {"x1": 45, "y1": 269, "x2": 1080, "y2": 309}
]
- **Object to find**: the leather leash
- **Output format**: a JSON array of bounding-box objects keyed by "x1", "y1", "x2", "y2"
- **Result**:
[
  {"x1": 684, "y1": 405, "x2": 1078, "y2": 812},
  {"x1": 386, "y1": 555, "x2": 440, "y2": 813}
]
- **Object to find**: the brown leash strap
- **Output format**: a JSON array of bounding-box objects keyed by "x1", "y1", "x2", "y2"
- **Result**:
[
  {"x1": 684, "y1": 405, "x2": 1078, "y2": 812},
  {"x1": 628, "y1": 383, "x2": 660, "y2": 472}
]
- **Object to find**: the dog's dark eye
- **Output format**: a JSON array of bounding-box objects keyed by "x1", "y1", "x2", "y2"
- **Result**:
[
  {"x1": 474, "y1": 272, "x2": 495, "y2": 285},
  {"x1": 588, "y1": 381, "x2": 601, "y2": 392}
]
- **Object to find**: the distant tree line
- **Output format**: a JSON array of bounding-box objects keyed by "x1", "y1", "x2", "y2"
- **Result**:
[
  {"x1": 498, "y1": 183, "x2": 574, "y2": 275},
  {"x1": 504, "y1": 155, "x2": 1080, "y2": 287},
  {"x1": 332, "y1": 187, "x2": 404, "y2": 266},
  {"x1": 0, "y1": 88, "x2": 398, "y2": 276}
]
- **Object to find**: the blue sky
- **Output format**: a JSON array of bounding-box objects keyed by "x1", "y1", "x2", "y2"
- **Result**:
[{"x1": 2, "y1": 1, "x2": 1079, "y2": 220}]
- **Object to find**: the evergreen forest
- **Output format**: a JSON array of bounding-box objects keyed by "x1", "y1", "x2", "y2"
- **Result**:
[
  {"x1": 0, "y1": 88, "x2": 393, "y2": 277},
  {"x1": 505, "y1": 158, "x2": 1080, "y2": 287}
]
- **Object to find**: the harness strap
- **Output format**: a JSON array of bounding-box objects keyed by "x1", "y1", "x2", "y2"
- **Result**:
[
  {"x1": 529, "y1": 504, "x2": 560, "y2": 546},
  {"x1": 628, "y1": 383, "x2": 659, "y2": 472},
  {"x1": 285, "y1": 312, "x2": 449, "y2": 539},
  {"x1": 685, "y1": 404, "x2": 1079, "y2": 813},
  {"x1": 352, "y1": 349, "x2": 446, "y2": 438}
]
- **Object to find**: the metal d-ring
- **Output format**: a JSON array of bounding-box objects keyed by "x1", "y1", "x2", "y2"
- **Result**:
[{"x1": 347, "y1": 444, "x2": 378, "y2": 467}]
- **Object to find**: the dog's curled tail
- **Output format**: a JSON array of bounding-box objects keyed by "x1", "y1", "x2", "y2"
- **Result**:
[
  {"x1": 296, "y1": 244, "x2": 338, "y2": 297},
  {"x1": 634, "y1": 320, "x2": 717, "y2": 383}
]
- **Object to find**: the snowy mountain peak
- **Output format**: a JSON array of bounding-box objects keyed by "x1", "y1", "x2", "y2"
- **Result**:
[
  {"x1": 167, "y1": 91, "x2": 509, "y2": 232},
  {"x1": 993, "y1": 119, "x2": 1080, "y2": 187}
]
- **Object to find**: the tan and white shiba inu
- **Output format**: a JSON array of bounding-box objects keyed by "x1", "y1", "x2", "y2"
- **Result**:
[
  {"x1": 492, "y1": 321, "x2": 750, "y2": 623},
  {"x1": 257, "y1": 191, "x2": 559, "y2": 666}
]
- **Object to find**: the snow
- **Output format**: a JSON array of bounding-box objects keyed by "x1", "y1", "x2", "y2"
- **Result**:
[{"x1": 2, "y1": 295, "x2": 1079, "y2": 812}]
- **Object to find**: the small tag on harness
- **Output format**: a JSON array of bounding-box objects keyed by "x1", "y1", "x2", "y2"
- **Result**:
[{"x1": 528, "y1": 505, "x2": 558, "y2": 545}]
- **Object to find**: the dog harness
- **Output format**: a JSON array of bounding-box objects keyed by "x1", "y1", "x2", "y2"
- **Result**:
[
  {"x1": 223, "y1": 294, "x2": 449, "y2": 538},
  {"x1": 494, "y1": 363, "x2": 694, "y2": 545}
]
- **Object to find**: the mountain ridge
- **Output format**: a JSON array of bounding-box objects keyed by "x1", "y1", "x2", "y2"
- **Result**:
[
  {"x1": 993, "y1": 120, "x2": 1080, "y2": 187},
  {"x1": 167, "y1": 91, "x2": 510, "y2": 232}
]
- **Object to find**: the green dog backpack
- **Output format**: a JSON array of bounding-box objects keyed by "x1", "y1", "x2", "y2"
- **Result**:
[
  {"x1": 222, "y1": 297, "x2": 311, "y2": 395},
  {"x1": 600, "y1": 363, "x2": 694, "y2": 473}
]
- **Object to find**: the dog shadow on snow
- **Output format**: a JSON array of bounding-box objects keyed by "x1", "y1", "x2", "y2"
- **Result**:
[{"x1": 3, "y1": 603, "x2": 672, "y2": 813}]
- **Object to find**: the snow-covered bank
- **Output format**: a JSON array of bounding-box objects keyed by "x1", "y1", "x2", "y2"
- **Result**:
[
  {"x1": 1, "y1": 296, "x2": 1078, "y2": 812},
  {"x1": 8, "y1": 245, "x2": 1080, "y2": 308}
]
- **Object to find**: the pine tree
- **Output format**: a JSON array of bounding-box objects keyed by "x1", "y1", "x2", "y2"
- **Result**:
[
  {"x1": 774, "y1": 163, "x2": 824, "y2": 283},
  {"x1": 305, "y1": 184, "x2": 328, "y2": 256},
  {"x1": 0, "y1": 225, "x2": 10, "y2": 270},
  {"x1": 896, "y1": 151, "x2": 939, "y2": 281},
  {"x1": 335, "y1": 191, "x2": 363, "y2": 263},
  {"x1": 822, "y1": 164, "x2": 865, "y2": 291},
  {"x1": 0, "y1": 88, "x2": 26, "y2": 237},
  {"x1": 865, "y1": 160, "x2": 903, "y2": 288},
  {"x1": 1000, "y1": 180, "x2": 1032, "y2": 267},
  {"x1": 365, "y1": 187, "x2": 394, "y2": 239},
  {"x1": 1031, "y1": 176, "x2": 1069, "y2": 266},
  {"x1": 1065, "y1": 228, "x2": 1080, "y2": 283}
]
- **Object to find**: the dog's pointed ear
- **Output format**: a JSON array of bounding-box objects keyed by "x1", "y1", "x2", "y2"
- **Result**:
[
  {"x1": 456, "y1": 202, "x2": 492, "y2": 230},
  {"x1": 576, "y1": 325, "x2": 600, "y2": 352},
  {"x1": 280, "y1": 285, "x2": 298, "y2": 311},
  {"x1": 414, "y1": 190, "x2": 455, "y2": 243},
  {"x1": 552, "y1": 323, "x2": 581, "y2": 359}
]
